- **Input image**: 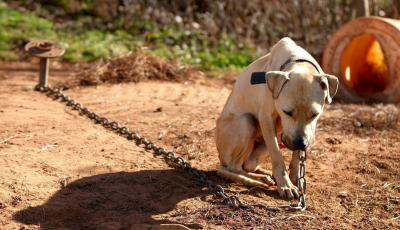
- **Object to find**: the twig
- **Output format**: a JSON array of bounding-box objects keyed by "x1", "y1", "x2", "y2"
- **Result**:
[
  {"x1": 94, "y1": 191, "x2": 107, "y2": 199},
  {"x1": 151, "y1": 176, "x2": 188, "y2": 190},
  {"x1": 1, "y1": 135, "x2": 34, "y2": 144},
  {"x1": 41, "y1": 143, "x2": 58, "y2": 152},
  {"x1": 383, "y1": 182, "x2": 391, "y2": 188},
  {"x1": 116, "y1": 190, "x2": 138, "y2": 200},
  {"x1": 310, "y1": 196, "x2": 319, "y2": 212},
  {"x1": 286, "y1": 214, "x2": 315, "y2": 220},
  {"x1": 158, "y1": 125, "x2": 171, "y2": 140},
  {"x1": 248, "y1": 186, "x2": 270, "y2": 193},
  {"x1": 0, "y1": 135, "x2": 15, "y2": 144}
]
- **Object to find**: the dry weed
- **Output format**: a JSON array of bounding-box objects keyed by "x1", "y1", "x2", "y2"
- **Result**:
[{"x1": 72, "y1": 48, "x2": 204, "y2": 86}]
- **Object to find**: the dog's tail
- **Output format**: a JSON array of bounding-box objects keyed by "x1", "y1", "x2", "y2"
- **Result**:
[{"x1": 217, "y1": 166, "x2": 271, "y2": 188}]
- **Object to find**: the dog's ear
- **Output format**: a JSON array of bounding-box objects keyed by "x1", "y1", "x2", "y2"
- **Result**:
[
  {"x1": 319, "y1": 74, "x2": 339, "y2": 104},
  {"x1": 266, "y1": 71, "x2": 290, "y2": 99}
]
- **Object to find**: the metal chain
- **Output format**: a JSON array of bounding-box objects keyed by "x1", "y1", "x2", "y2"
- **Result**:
[
  {"x1": 294, "y1": 150, "x2": 307, "y2": 211},
  {"x1": 35, "y1": 85, "x2": 306, "y2": 212}
]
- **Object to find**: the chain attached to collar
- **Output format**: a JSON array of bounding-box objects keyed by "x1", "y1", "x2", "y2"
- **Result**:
[{"x1": 35, "y1": 85, "x2": 307, "y2": 212}]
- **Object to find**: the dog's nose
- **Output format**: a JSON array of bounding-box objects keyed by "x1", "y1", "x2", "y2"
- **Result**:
[{"x1": 293, "y1": 138, "x2": 308, "y2": 151}]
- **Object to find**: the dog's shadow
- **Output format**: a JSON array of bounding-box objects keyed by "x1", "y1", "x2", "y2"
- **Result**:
[{"x1": 13, "y1": 169, "x2": 210, "y2": 229}]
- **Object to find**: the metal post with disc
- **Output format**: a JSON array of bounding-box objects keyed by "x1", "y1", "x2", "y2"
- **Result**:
[{"x1": 24, "y1": 40, "x2": 65, "y2": 90}]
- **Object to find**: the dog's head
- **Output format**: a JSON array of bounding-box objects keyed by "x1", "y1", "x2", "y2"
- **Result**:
[{"x1": 265, "y1": 67, "x2": 338, "y2": 151}]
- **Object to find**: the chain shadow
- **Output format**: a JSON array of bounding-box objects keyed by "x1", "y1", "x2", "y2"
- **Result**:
[{"x1": 13, "y1": 169, "x2": 208, "y2": 229}]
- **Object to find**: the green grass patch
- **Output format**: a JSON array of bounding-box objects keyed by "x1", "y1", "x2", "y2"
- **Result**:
[
  {"x1": 0, "y1": 2, "x2": 56, "y2": 60},
  {"x1": 0, "y1": 1, "x2": 257, "y2": 70}
]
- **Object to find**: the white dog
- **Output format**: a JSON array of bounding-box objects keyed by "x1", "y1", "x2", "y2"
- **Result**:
[{"x1": 216, "y1": 37, "x2": 338, "y2": 198}]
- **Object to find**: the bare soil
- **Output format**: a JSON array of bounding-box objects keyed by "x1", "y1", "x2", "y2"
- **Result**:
[{"x1": 0, "y1": 61, "x2": 399, "y2": 229}]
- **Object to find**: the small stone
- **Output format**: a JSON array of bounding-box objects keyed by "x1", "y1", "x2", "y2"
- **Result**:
[{"x1": 353, "y1": 121, "x2": 362, "y2": 127}]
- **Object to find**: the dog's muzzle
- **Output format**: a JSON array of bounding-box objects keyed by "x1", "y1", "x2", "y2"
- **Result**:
[
  {"x1": 292, "y1": 137, "x2": 308, "y2": 151},
  {"x1": 282, "y1": 134, "x2": 310, "y2": 151}
]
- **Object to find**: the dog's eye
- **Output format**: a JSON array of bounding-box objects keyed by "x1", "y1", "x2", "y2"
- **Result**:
[
  {"x1": 311, "y1": 113, "x2": 319, "y2": 119},
  {"x1": 283, "y1": 110, "x2": 292, "y2": 117}
]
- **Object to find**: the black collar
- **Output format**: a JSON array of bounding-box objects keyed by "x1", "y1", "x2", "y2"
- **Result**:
[
  {"x1": 250, "y1": 57, "x2": 321, "y2": 85},
  {"x1": 280, "y1": 57, "x2": 320, "y2": 73}
]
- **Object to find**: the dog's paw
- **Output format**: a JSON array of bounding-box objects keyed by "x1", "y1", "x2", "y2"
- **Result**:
[
  {"x1": 260, "y1": 175, "x2": 275, "y2": 186},
  {"x1": 255, "y1": 167, "x2": 273, "y2": 177},
  {"x1": 277, "y1": 183, "x2": 299, "y2": 199}
]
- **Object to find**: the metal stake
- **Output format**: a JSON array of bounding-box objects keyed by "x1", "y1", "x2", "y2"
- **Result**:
[
  {"x1": 39, "y1": 58, "x2": 49, "y2": 88},
  {"x1": 24, "y1": 40, "x2": 65, "y2": 89}
]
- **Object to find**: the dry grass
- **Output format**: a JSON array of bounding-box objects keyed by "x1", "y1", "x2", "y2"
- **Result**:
[
  {"x1": 319, "y1": 103, "x2": 400, "y2": 135},
  {"x1": 72, "y1": 48, "x2": 204, "y2": 86}
]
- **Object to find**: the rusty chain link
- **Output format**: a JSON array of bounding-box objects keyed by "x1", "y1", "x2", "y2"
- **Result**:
[{"x1": 35, "y1": 85, "x2": 307, "y2": 212}]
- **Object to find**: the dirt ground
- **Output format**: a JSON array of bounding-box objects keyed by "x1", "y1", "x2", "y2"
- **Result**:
[{"x1": 0, "y1": 60, "x2": 399, "y2": 230}]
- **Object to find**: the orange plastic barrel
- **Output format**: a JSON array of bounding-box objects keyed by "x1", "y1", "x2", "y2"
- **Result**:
[{"x1": 322, "y1": 16, "x2": 400, "y2": 103}]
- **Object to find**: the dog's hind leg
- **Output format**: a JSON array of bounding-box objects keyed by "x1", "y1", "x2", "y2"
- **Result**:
[
  {"x1": 243, "y1": 142, "x2": 275, "y2": 186},
  {"x1": 216, "y1": 113, "x2": 258, "y2": 171},
  {"x1": 217, "y1": 166, "x2": 269, "y2": 188},
  {"x1": 216, "y1": 113, "x2": 274, "y2": 187}
]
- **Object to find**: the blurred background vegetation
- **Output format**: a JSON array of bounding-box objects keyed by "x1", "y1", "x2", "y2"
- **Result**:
[{"x1": 1, "y1": 0, "x2": 399, "y2": 71}]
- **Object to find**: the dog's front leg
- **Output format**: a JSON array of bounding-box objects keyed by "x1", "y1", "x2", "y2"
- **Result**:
[
  {"x1": 259, "y1": 116, "x2": 299, "y2": 199},
  {"x1": 289, "y1": 150, "x2": 300, "y2": 186}
]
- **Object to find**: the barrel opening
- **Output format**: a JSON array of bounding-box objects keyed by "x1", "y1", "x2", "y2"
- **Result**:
[{"x1": 340, "y1": 34, "x2": 388, "y2": 93}]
